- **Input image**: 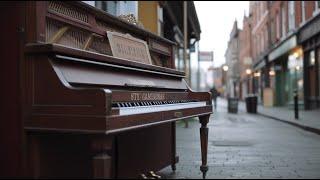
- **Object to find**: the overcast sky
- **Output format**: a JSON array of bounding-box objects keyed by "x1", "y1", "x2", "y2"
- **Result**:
[{"x1": 195, "y1": 1, "x2": 249, "y2": 67}]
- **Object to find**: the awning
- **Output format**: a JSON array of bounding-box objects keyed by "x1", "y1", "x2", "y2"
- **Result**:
[
  {"x1": 268, "y1": 35, "x2": 297, "y2": 62},
  {"x1": 298, "y1": 13, "x2": 320, "y2": 43},
  {"x1": 253, "y1": 59, "x2": 266, "y2": 71}
]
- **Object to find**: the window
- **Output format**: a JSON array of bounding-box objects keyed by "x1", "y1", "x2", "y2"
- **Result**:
[
  {"x1": 310, "y1": 50, "x2": 315, "y2": 66},
  {"x1": 317, "y1": 1, "x2": 320, "y2": 10},
  {"x1": 281, "y1": 4, "x2": 286, "y2": 38},
  {"x1": 318, "y1": 48, "x2": 320, "y2": 98},
  {"x1": 302, "y1": 1, "x2": 306, "y2": 23},
  {"x1": 271, "y1": 19, "x2": 275, "y2": 43},
  {"x1": 95, "y1": 1, "x2": 138, "y2": 18},
  {"x1": 288, "y1": 1, "x2": 295, "y2": 31},
  {"x1": 276, "y1": 12, "x2": 280, "y2": 40},
  {"x1": 157, "y1": 4, "x2": 164, "y2": 36},
  {"x1": 261, "y1": 33, "x2": 264, "y2": 53},
  {"x1": 313, "y1": 1, "x2": 320, "y2": 16},
  {"x1": 95, "y1": 1, "x2": 117, "y2": 16}
]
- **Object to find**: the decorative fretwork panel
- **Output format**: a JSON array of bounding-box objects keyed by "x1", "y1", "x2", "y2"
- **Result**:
[
  {"x1": 48, "y1": 1, "x2": 88, "y2": 23},
  {"x1": 88, "y1": 36, "x2": 112, "y2": 56},
  {"x1": 46, "y1": 19, "x2": 112, "y2": 55},
  {"x1": 57, "y1": 28, "x2": 89, "y2": 49}
]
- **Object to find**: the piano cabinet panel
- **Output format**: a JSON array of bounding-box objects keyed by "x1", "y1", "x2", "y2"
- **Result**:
[
  {"x1": 25, "y1": 125, "x2": 175, "y2": 179},
  {"x1": 116, "y1": 123, "x2": 174, "y2": 178},
  {"x1": 28, "y1": 55, "x2": 110, "y2": 116},
  {"x1": 26, "y1": 133, "x2": 95, "y2": 178}
]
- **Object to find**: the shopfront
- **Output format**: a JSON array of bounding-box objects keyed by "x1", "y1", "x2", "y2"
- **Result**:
[
  {"x1": 268, "y1": 35, "x2": 301, "y2": 107},
  {"x1": 299, "y1": 14, "x2": 320, "y2": 110},
  {"x1": 252, "y1": 59, "x2": 266, "y2": 105},
  {"x1": 287, "y1": 48, "x2": 304, "y2": 108}
]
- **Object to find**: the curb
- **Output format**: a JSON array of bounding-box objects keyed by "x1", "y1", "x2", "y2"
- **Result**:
[{"x1": 258, "y1": 112, "x2": 320, "y2": 136}]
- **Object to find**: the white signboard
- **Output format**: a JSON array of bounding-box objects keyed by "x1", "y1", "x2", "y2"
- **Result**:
[{"x1": 199, "y1": 51, "x2": 214, "y2": 61}]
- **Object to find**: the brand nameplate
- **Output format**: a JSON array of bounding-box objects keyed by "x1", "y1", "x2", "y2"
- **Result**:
[
  {"x1": 131, "y1": 93, "x2": 165, "y2": 101},
  {"x1": 107, "y1": 31, "x2": 152, "y2": 65}
]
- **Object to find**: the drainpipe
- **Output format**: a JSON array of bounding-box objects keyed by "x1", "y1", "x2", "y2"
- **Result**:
[{"x1": 183, "y1": 1, "x2": 188, "y2": 84}]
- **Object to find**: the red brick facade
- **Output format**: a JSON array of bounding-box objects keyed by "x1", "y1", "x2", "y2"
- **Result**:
[{"x1": 235, "y1": 1, "x2": 320, "y2": 101}]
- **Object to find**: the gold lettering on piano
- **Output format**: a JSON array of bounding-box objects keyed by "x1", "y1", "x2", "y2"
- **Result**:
[
  {"x1": 107, "y1": 31, "x2": 152, "y2": 65},
  {"x1": 130, "y1": 93, "x2": 165, "y2": 101},
  {"x1": 131, "y1": 93, "x2": 140, "y2": 101}
]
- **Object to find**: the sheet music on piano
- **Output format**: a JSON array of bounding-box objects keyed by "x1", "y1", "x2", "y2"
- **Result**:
[{"x1": 1, "y1": 1, "x2": 213, "y2": 179}]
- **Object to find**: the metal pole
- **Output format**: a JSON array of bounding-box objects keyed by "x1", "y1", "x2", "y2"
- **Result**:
[
  {"x1": 294, "y1": 89, "x2": 299, "y2": 120},
  {"x1": 197, "y1": 42, "x2": 200, "y2": 91},
  {"x1": 183, "y1": 1, "x2": 188, "y2": 128},
  {"x1": 183, "y1": 1, "x2": 188, "y2": 83}
]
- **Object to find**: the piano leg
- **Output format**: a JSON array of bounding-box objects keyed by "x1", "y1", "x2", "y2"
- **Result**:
[
  {"x1": 171, "y1": 122, "x2": 177, "y2": 172},
  {"x1": 199, "y1": 115, "x2": 210, "y2": 179},
  {"x1": 92, "y1": 137, "x2": 114, "y2": 178}
]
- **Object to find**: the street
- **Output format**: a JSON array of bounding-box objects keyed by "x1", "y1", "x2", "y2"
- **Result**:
[{"x1": 159, "y1": 98, "x2": 320, "y2": 179}]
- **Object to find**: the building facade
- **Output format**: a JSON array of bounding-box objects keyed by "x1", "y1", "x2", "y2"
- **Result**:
[
  {"x1": 236, "y1": 1, "x2": 320, "y2": 110},
  {"x1": 225, "y1": 20, "x2": 241, "y2": 98},
  {"x1": 239, "y1": 14, "x2": 253, "y2": 100}
]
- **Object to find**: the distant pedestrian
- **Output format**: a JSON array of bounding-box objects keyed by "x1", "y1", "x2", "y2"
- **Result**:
[{"x1": 210, "y1": 87, "x2": 219, "y2": 109}]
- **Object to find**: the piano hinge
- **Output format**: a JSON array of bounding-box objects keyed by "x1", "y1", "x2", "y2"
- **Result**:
[{"x1": 17, "y1": 26, "x2": 25, "y2": 33}]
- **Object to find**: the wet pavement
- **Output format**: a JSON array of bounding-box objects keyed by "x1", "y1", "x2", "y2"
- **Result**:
[{"x1": 158, "y1": 99, "x2": 320, "y2": 179}]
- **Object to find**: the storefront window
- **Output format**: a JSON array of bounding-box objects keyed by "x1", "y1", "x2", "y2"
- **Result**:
[
  {"x1": 288, "y1": 52, "x2": 304, "y2": 105},
  {"x1": 309, "y1": 50, "x2": 316, "y2": 97},
  {"x1": 310, "y1": 50, "x2": 316, "y2": 66},
  {"x1": 318, "y1": 48, "x2": 320, "y2": 100}
]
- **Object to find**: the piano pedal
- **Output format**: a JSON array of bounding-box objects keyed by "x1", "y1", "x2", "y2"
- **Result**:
[
  {"x1": 147, "y1": 171, "x2": 161, "y2": 179},
  {"x1": 140, "y1": 173, "x2": 148, "y2": 179}
]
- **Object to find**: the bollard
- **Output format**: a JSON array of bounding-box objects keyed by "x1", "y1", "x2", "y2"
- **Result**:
[{"x1": 294, "y1": 89, "x2": 299, "y2": 120}]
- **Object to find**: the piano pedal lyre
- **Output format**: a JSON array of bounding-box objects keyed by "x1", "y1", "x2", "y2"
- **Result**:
[
  {"x1": 148, "y1": 171, "x2": 161, "y2": 179},
  {"x1": 140, "y1": 173, "x2": 148, "y2": 179},
  {"x1": 139, "y1": 171, "x2": 161, "y2": 179}
]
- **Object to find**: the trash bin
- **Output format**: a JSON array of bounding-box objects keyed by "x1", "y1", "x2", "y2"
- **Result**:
[
  {"x1": 228, "y1": 98, "x2": 238, "y2": 113},
  {"x1": 245, "y1": 94, "x2": 257, "y2": 113}
]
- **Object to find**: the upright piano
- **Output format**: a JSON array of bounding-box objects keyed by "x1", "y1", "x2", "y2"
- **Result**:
[{"x1": 0, "y1": 1, "x2": 212, "y2": 178}]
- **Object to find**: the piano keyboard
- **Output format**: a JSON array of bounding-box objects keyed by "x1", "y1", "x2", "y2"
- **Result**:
[{"x1": 113, "y1": 100, "x2": 207, "y2": 115}]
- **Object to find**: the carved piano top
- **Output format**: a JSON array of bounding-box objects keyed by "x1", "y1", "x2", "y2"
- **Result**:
[
  {"x1": 22, "y1": 1, "x2": 212, "y2": 134},
  {"x1": 31, "y1": 1, "x2": 177, "y2": 69}
]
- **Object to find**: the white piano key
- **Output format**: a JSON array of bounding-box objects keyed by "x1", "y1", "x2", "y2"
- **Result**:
[{"x1": 119, "y1": 101, "x2": 207, "y2": 115}]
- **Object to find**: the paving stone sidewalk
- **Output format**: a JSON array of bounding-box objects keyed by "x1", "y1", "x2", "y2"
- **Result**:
[{"x1": 219, "y1": 98, "x2": 320, "y2": 135}]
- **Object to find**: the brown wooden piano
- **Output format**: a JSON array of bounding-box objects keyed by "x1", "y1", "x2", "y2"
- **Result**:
[{"x1": 0, "y1": 1, "x2": 212, "y2": 179}]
